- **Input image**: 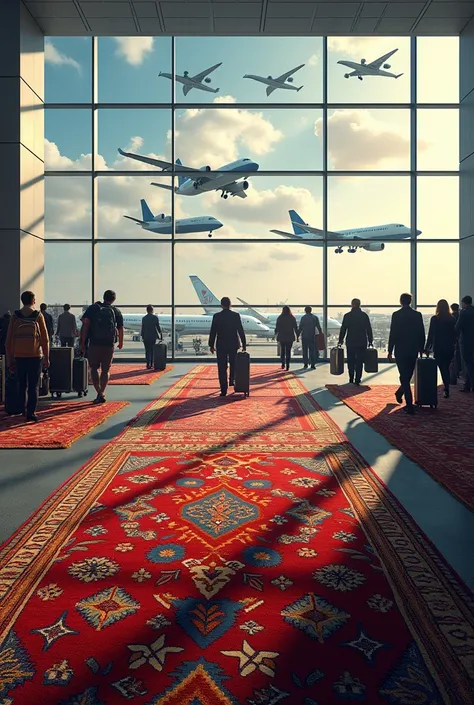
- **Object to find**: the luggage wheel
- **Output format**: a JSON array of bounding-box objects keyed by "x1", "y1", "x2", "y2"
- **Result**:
[
  {"x1": 51, "y1": 391, "x2": 62, "y2": 399},
  {"x1": 78, "y1": 392, "x2": 83, "y2": 398}
]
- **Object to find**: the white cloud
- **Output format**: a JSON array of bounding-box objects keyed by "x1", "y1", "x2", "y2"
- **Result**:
[
  {"x1": 45, "y1": 41, "x2": 81, "y2": 72},
  {"x1": 308, "y1": 54, "x2": 319, "y2": 66},
  {"x1": 114, "y1": 37, "x2": 154, "y2": 66},
  {"x1": 327, "y1": 37, "x2": 394, "y2": 58}
]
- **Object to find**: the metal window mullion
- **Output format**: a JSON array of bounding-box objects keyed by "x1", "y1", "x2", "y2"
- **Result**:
[
  {"x1": 91, "y1": 36, "x2": 98, "y2": 306},
  {"x1": 410, "y1": 37, "x2": 417, "y2": 308},
  {"x1": 322, "y1": 36, "x2": 328, "y2": 344},
  {"x1": 171, "y1": 36, "x2": 176, "y2": 362}
]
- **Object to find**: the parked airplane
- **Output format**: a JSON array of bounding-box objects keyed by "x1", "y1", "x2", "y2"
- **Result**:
[
  {"x1": 117, "y1": 149, "x2": 259, "y2": 200},
  {"x1": 338, "y1": 49, "x2": 402, "y2": 81},
  {"x1": 243, "y1": 64, "x2": 305, "y2": 96},
  {"x1": 189, "y1": 275, "x2": 342, "y2": 335},
  {"x1": 271, "y1": 210, "x2": 418, "y2": 253},
  {"x1": 124, "y1": 199, "x2": 223, "y2": 237},
  {"x1": 120, "y1": 312, "x2": 269, "y2": 339},
  {"x1": 159, "y1": 62, "x2": 222, "y2": 95}
]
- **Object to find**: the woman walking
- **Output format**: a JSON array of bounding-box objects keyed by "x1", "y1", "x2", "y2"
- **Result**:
[
  {"x1": 425, "y1": 299, "x2": 456, "y2": 398},
  {"x1": 275, "y1": 306, "x2": 298, "y2": 371}
]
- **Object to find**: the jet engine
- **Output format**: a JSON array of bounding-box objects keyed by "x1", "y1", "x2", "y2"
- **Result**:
[
  {"x1": 287, "y1": 76, "x2": 294, "y2": 83},
  {"x1": 363, "y1": 242, "x2": 385, "y2": 252},
  {"x1": 361, "y1": 58, "x2": 366, "y2": 64},
  {"x1": 267, "y1": 75, "x2": 273, "y2": 80},
  {"x1": 344, "y1": 74, "x2": 350, "y2": 79},
  {"x1": 200, "y1": 165, "x2": 212, "y2": 171},
  {"x1": 226, "y1": 180, "x2": 249, "y2": 195},
  {"x1": 383, "y1": 63, "x2": 391, "y2": 69},
  {"x1": 204, "y1": 77, "x2": 212, "y2": 83}
]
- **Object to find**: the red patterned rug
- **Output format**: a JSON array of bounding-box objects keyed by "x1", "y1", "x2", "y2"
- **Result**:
[
  {"x1": 0, "y1": 366, "x2": 473, "y2": 704},
  {"x1": 326, "y1": 383, "x2": 474, "y2": 511},
  {"x1": 0, "y1": 400, "x2": 129, "y2": 449},
  {"x1": 108, "y1": 365, "x2": 172, "y2": 385}
]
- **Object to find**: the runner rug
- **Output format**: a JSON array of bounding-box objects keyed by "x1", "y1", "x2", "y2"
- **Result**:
[
  {"x1": 1, "y1": 366, "x2": 473, "y2": 704},
  {"x1": 326, "y1": 383, "x2": 474, "y2": 511},
  {"x1": 0, "y1": 401, "x2": 129, "y2": 449},
  {"x1": 108, "y1": 365, "x2": 172, "y2": 386}
]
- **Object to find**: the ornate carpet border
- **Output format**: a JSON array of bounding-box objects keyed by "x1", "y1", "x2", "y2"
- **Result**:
[
  {"x1": 1, "y1": 443, "x2": 473, "y2": 697},
  {"x1": 108, "y1": 365, "x2": 173, "y2": 385}
]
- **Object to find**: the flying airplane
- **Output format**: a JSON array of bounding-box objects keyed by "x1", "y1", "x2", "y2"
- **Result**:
[
  {"x1": 120, "y1": 312, "x2": 269, "y2": 340},
  {"x1": 158, "y1": 62, "x2": 222, "y2": 96},
  {"x1": 271, "y1": 210, "x2": 419, "y2": 253},
  {"x1": 243, "y1": 64, "x2": 305, "y2": 96},
  {"x1": 338, "y1": 49, "x2": 402, "y2": 81},
  {"x1": 117, "y1": 149, "x2": 259, "y2": 200},
  {"x1": 124, "y1": 199, "x2": 223, "y2": 237},
  {"x1": 189, "y1": 275, "x2": 342, "y2": 336}
]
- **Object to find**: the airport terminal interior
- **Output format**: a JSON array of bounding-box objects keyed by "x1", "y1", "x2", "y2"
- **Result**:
[{"x1": 1, "y1": 1, "x2": 474, "y2": 703}]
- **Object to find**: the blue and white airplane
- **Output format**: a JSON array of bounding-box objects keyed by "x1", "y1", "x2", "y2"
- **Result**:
[
  {"x1": 271, "y1": 210, "x2": 418, "y2": 253},
  {"x1": 124, "y1": 199, "x2": 223, "y2": 237},
  {"x1": 117, "y1": 149, "x2": 259, "y2": 200}
]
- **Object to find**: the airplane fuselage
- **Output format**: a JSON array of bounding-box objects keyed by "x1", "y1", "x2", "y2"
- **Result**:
[
  {"x1": 293, "y1": 223, "x2": 417, "y2": 243},
  {"x1": 176, "y1": 159, "x2": 260, "y2": 196},
  {"x1": 121, "y1": 313, "x2": 269, "y2": 337},
  {"x1": 158, "y1": 72, "x2": 219, "y2": 93},
  {"x1": 338, "y1": 61, "x2": 399, "y2": 79},
  {"x1": 142, "y1": 217, "x2": 223, "y2": 235},
  {"x1": 243, "y1": 75, "x2": 301, "y2": 91}
]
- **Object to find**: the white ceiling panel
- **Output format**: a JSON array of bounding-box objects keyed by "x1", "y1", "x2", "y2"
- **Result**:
[{"x1": 25, "y1": 0, "x2": 474, "y2": 35}]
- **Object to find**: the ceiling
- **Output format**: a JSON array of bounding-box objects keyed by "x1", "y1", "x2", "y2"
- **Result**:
[{"x1": 25, "y1": 0, "x2": 474, "y2": 36}]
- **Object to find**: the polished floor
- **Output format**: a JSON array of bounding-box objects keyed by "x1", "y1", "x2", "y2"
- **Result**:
[{"x1": 1, "y1": 362, "x2": 473, "y2": 591}]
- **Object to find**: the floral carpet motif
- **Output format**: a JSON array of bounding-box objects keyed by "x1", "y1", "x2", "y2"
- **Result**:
[
  {"x1": 327, "y1": 383, "x2": 474, "y2": 510},
  {"x1": 0, "y1": 366, "x2": 473, "y2": 704},
  {"x1": 0, "y1": 400, "x2": 129, "y2": 449},
  {"x1": 108, "y1": 365, "x2": 172, "y2": 385}
]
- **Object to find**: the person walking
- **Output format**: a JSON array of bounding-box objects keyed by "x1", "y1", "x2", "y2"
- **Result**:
[
  {"x1": 425, "y1": 299, "x2": 456, "y2": 398},
  {"x1": 40, "y1": 303, "x2": 54, "y2": 344},
  {"x1": 388, "y1": 293, "x2": 426, "y2": 415},
  {"x1": 275, "y1": 306, "x2": 298, "y2": 371},
  {"x1": 80, "y1": 290, "x2": 123, "y2": 404},
  {"x1": 338, "y1": 298, "x2": 373, "y2": 385},
  {"x1": 57, "y1": 304, "x2": 79, "y2": 348},
  {"x1": 5, "y1": 291, "x2": 50, "y2": 422},
  {"x1": 141, "y1": 305, "x2": 162, "y2": 369},
  {"x1": 455, "y1": 295, "x2": 474, "y2": 393},
  {"x1": 208, "y1": 297, "x2": 246, "y2": 397},
  {"x1": 298, "y1": 306, "x2": 322, "y2": 370}
]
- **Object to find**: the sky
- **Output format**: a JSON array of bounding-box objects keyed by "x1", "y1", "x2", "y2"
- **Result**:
[{"x1": 43, "y1": 35, "x2": 460, "y2": 309}]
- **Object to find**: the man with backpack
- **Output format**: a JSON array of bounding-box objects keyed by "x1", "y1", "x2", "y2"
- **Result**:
[
  {"x1": 80, "y1": 290, "x2": 123, "y2": 404},
  {"x1": 5, "y1": 291, "x2": 50, "y2": 422}
]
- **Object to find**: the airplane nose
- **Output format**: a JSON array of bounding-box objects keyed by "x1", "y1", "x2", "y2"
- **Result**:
[
  {"x1": 252, "y1": 162, "x2": 259, "y2": 171},
  {"x1": 215, "y1": 220, "x2": 224, "y2": 229},
  {"x1": 416, "y1": 229, "x2": 422, "y2": 236}
]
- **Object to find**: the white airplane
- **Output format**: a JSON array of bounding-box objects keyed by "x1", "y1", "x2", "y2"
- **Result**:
[
  {"x1": 338, "y1": 49, "x2": 402, "y2": 81},
  {"x1": 117, "y1": 150, "x2": 259, "y2": 200},
  {"x1": 271, "y1": 210, "x2": 418, "y2": 253},
  {"x1": 189, "y1": 276, "x2": 342, "y2": 336},
  {"x1": 120, "y1": 312, "x2": 269, "y2": 340},
  {"x1": 158, "y1": 63, "x2": 222, "y2": 96},
  {"x1": 124, "y1": 199, "x2": 223, "y2": 237},
  {"x1": 243, "y1": 64, "x2": 305, "y2": 96}
]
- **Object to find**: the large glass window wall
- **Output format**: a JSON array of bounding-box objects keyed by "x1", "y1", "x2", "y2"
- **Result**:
[{"x1": 44, "y1": 36, "x2": 459, "y2": 360}]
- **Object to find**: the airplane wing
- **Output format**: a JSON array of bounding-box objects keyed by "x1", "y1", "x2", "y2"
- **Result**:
[
  {"x1": 234, "y1": 190, "x2": 247, "y2": 199},
  {"x1": 270, "y1": 229, "x2": 299, "y2": 238},
  {"x1": 266, "y1": 86, "x2": 276, "y2": 97},
  {"x1": 274, "y1": 64, "x2": 305, "y2": 83},
  {"x1": 368, "y1": 48, "x2": 398, "y2": 70},
  {"x1": 123, "y1": 215, "x2": 146, "y2": 225},
  {"x1": 150, "y1": 182, "x2": 175, "y2": 192},
  {"x1": 191, "y1": 62, "x2": 222, "y2": 83},
  {"x1": 183, "y1": 85, "x2": 192, "y2": 96},
  {"x1": 118, "y1": 148, "x2": 196, "y2": 172}
]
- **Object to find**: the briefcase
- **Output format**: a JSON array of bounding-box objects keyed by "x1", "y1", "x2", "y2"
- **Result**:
[
  {"x1": 414, "y1": 356, "x2": 438, "y2": 409},
  {"x1": 39, "y1": 369, "x2": 50, "y2": 397},
  {"x1": 330, "y1": 347, "x2": 344, "y2": 376},
  {"x1": 234, "y1": 352, "x2": 250, "y2": 397},
  {"x1": 364, "y1": 347, "x2": 378, "y2": 373},
  {"x1": 317, "y1": 332, "x2": 326, "y2": 351}
]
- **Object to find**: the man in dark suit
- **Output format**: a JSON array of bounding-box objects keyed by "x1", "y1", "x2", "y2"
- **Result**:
[
  {"x1": 388, "y1": 293, "x2": 426, "y2": 414},
  {"x1": 451, "y1": 303, "x2": 462, "y2": 380},
  {"x1": 338, "y1": 298, "x2": 373, "y2": 385},
  {"x1": 455, "y1": 295, "x2": 474, "y2": 393},
  {"x1": 209, "y1": 297, "x2": 246, "y2": 396}
]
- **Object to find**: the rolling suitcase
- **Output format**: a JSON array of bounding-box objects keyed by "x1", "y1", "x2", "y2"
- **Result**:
[
  {"x1": 5, "y1": 370, "x2": 23, "y2": 415},
  {"x1": 49, "y1": 346, "x2": 73, "y2": 398},
  {"x1": 73, "y1": 356, "x2": 89, "y2": 397},
  {"x1": 234, "y1": 351, "x2": 250, "y2": 397},
  {"x1": 364, "y1": 346, "x2": 378, "y2": 373},
  {"x1": 317, "y1": 332, "x2": 326, "y2": 351},
  {"x1": 330, "y1": 347, "x2": 344, "y2": 376},
  {"x1": 154, "y1": 342, "x2": 167, "y2": 371},
  {"x1": 39, "y1": 369, "x2": 50, "y2": 397},
  {"x1": 414, "y1": 356, "x2": 438, "y2": 409}
]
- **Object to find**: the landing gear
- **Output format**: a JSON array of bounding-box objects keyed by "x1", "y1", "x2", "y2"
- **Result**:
[
  {"x1": 221, "y1": 192, "x2": 228, "y2": 199},
  {"x1": 208, "y1": 232, "x2": 213, "y2": 238},
  {"x1": 335, "y1": 247, "x2": 343, "y2": 254},
  {"x1": 358, "y1": 76, "x2": 363, "y2": 81},
  {"x1": 348, "y1": 247, "x2": 357, "y2": 254}
]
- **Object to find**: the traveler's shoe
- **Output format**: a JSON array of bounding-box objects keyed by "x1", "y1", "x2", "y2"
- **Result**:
[
  {"x1": 404, "y1": 406, "x2": 415, "y2": 415},
  {"x1": 286, "y1": 365, "x2": 290, "y2": 371},
  {"x1": 281, "y1": 364, "x2": 285, "y2": 370},
  {"x1": 311, "y1": 365, "x2": 316, "y2": 370},
  {"x1": 26, "y1": 414, "x2": 39, "y2": 423},
  {"x1": 349, "y1": 378, "x2": 354, "y2": 384},
  {"x1": 303, "y1": 364, "x2": 308, "y2": 369},
  {"x1": 443, "y1": 389, "x2": 450, "y2": 398},
  {"x1": 93, "y1": 393, "x2": 106, "y2": 404},
  {"x1": 355, "y1": 381, "x2": 361, "y2": 386},
  {"x1": 395, "y1": 389, "x2": 404, "y2": 404},
  {"x1": 220, "y1": 391, "x2": 227, "y2": 397}
]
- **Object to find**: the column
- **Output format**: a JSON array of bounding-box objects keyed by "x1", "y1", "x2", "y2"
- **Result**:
[
  {"x1": 0, "y1": 1, "x2": 44, "y2": 314},
  {"x1": 460, "y1": 17, "x2": 474, "y2": 298}
]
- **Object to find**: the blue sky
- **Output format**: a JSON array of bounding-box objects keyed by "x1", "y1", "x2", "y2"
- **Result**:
[{"x1": 43, "y1": 35, "x2": 460, "y2": 307}]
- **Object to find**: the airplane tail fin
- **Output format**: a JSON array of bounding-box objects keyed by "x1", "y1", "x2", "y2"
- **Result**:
[
  {"x1": 395, "y1": 73, "x2": 403, "y2": 79},
  {"x1": 297, "y1": 85, "x2": 304, "y2": 92},
  {"x1": 189, "y1": 275, "x2": 221, "y2": 311},
  {"x1": 175, "y1": 158, "x2": 188, "y2": 188},
  {"x1": 140, "y1": 199, "x2": 154, "y2": 222},
  {"x1": 289, "y1": 209, "x2": 306, "y2": 236}
]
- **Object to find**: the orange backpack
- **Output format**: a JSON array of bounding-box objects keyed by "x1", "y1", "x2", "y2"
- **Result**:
[{"x1": 11, "y1": 311, "x2": 41, "y2": 357}]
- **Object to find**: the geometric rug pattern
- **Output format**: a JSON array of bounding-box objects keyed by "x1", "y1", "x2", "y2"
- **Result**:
[
  {"x1": 0, "y1": 366, "x2": 473, "y2": 704},
  {"x1": 327, "y1": 383, "x2": 474, "y2": 511},
  {"x1": 0, "y1": 400, "x2": 129, "y2": 449},
  {"x1": 108, "y1": 365, "x2": 172, "y2": 385}
]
